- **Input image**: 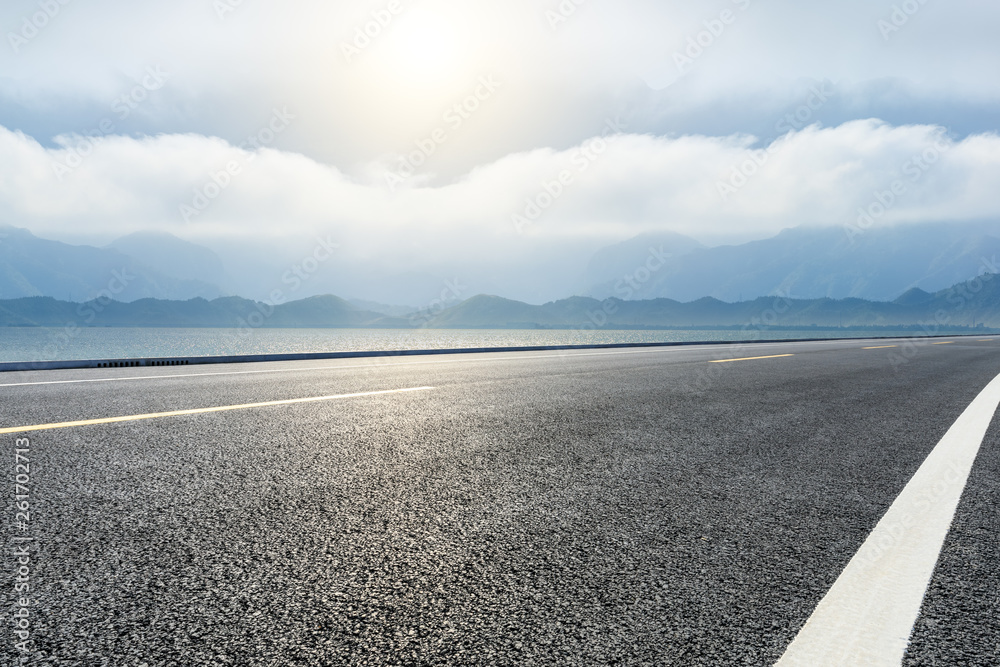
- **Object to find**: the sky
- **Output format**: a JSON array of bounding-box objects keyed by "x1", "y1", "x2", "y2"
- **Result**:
[{"x1": 0, "y1": 0, "x2": 999, "y2": 302}]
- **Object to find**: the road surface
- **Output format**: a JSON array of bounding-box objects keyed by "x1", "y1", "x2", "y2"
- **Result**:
[{"x1": 1, "y1": 336, "x2": 998, "y2": 665}]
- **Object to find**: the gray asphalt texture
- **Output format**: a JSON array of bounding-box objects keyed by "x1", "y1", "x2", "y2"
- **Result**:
[
  {"x1": 2, "y1": 336, "x2": 999, "y2": 665},
  {"x1": 903, "y1": 400, "x2": 1000, "y2": 666}
]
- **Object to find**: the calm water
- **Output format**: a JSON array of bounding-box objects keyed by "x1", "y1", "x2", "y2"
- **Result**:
[{"x1": 0, "y1": 327, "x2": 970, "y2": 363}]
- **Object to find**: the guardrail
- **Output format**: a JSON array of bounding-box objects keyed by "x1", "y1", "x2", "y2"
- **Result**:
[{"x1": 0, "y1": 333, "x2": 989, "y2": 373}]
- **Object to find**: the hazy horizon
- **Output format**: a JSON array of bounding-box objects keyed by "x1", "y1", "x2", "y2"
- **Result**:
[{"x1": 2, "y1": 1, "x2": 999, "y2": 305}]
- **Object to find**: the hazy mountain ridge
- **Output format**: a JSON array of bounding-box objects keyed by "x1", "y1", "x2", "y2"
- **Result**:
[
  {"x1": 584, "y1": 223, "x2": 1000, "y2": 302},
  {"x1": 1, "y1": 272, "x2": 997, "y2": 329},
  {"x1": 424, "y1": 271, "x2": 1000, "y2": 328},
  {"x1": 4, "y1": 223, "x2": 999, "y2": 307},
  {"x1": 108, "y1": 231, "x2": 230, "y2": 291},
  {"x1": 0, "y1": 294, "x2": 399, "y2": 328},
  {"x1": 0, "y1": 226, "x2": 226, "y2": 302},
  {"x1": 347, "y1": 298, "x2": 418, "y2": 317}
]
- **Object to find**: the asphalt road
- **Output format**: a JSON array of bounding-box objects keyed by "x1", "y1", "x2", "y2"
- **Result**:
[{"x1": 1, "y1": 336, "x2": 999, "y2": 666}]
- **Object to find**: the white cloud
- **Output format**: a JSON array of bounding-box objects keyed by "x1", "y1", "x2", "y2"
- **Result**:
[
  {"x1": 4, "y1": 119, "x2": 998, "y2": 252},
  {"x1": 2, "y1": 0, "x2": 998, "y2": 175},
  {"x1": 1, "y1": 1, "x2": 997, "y2": 303}
]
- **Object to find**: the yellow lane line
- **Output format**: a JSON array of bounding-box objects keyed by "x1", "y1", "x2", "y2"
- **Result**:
[
  {"x1": 0, "y1": 386, "x2": 436, "y2": 435},
  {"x1": 863, "y1": 345, "x2": 898, "y2": 349},
  {"x1": 932, "y1": 342, "x2": 954, "y2": 345},
  {"x1": 709, "y1": 354, "x2": 795, "y2": 364}
]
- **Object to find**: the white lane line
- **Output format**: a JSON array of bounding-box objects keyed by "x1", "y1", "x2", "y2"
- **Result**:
[
  {"x1": 0, "y1": 349, "x2": 680, "y2": 388},
  {"x1": 776, "y1": 370, "x2": 1000, "y2": 666},
  {"x1": 0, "y1": 386, "x2": 436, "y2": 435},
  {"x1": 0, "y1": 337, "x2": 938, "y2": 389},
  {"x1": 0, "y1": 346, "x2": 792, "y2": 389}
]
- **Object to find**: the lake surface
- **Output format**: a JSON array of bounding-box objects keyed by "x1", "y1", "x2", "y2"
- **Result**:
[{"x1": 0, "y1": 327, "x2": 978, "y2": 363}]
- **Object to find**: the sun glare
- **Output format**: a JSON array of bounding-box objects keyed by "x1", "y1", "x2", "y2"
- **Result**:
[{"x1": 376, "y1": 11, "x2": 469, "y2": 89}]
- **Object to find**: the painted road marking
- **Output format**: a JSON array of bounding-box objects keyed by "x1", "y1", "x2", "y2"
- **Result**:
[
  {"x1": 708, "y1": 354, "x2": 795, "y2": 364},
  {"x1": 0, "y1": 349, "x2": 693, "y2": 388},
  {"x1": 0, "y1": 346, "x2": 811, "y2": 389},
  {"x1": 776, "y1": 370, "x2": 1000, "y2": 666},
  {"x1": 0, "y1": 337, "x2": 951, "y2": 389},
  {"x1": 0, "y1": 348, "x2": 712, "y2": 388},
  {"x1": 863, "y1": 345, "x2": 898, "y2": 350},
  {"x1": 931, "y1": 341, "x2": 954, "y2": 345},
  {"x1": 0, "y1": 386, "x2": 436, "y2": 435}
]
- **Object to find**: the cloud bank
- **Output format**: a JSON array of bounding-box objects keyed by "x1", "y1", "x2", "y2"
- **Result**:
[{"x1": 3, "y1": 119, "x2": 998, "y2": 252}]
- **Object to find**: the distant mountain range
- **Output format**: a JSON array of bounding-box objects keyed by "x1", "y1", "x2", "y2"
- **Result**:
[
  {"x1": 2, "y1": 272, "x2": 998, "y2": 330},
  {"x1": 419, "y1": 275, "x2": 1000, "y2": 329},
  {"x1": 2, "y1": 222, "x2": 998, "y2": 307},
  {"x1": 0, "y1": 226, "x2": 226, "y2": 302},
  {"x1": 108, "y1": 231, "x2": 230, "y2": 292},
  {"x1": 0, "y1": 295, "x2": 405, "y2": 329},
  {"x1": 582, "y1": 224, "x2": 1000, "y2": 302}
]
